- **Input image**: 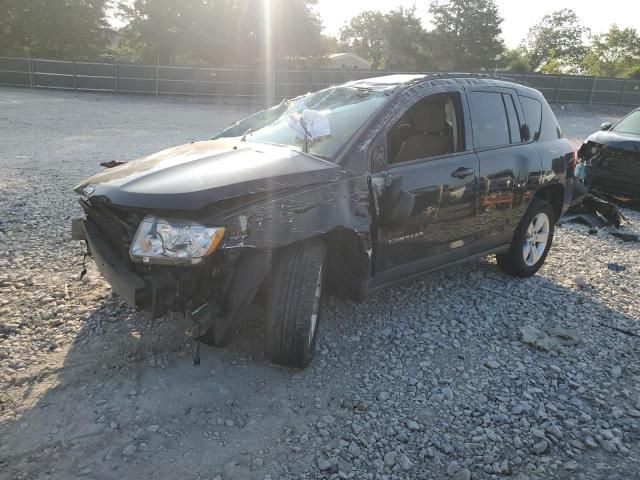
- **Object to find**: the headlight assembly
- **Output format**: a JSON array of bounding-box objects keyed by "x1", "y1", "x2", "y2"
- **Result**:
[{"x1": 130, "y1": 216, "x2": 225, "y2": 264}]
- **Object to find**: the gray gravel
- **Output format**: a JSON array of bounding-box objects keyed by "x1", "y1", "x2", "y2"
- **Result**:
[{"x1": 0, "y1": 88, "x2": 639, "y2": 479}]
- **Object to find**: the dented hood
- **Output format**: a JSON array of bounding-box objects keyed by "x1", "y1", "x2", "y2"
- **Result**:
[
  {"x1": 586, "y1": 130, "x2": 640, "y2": 153},
  {"x1": 74, "y1": 139, "x2": 344, "y2": 210}
]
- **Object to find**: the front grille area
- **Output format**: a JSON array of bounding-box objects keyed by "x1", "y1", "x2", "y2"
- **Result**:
[
  {"x1": 80, "y1": 199, "x2": 141, "y2": 262},
  {"x1": 597, "y1": 149, "x2": 640, "y2": 175}
]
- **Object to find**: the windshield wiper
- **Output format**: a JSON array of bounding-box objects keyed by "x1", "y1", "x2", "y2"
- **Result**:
[
  {"x1": 297, "y1": 116, "x2": 311, "y2": 153},
  {"x1": 240, "y1": 128, "x2": 254, "y2": 142}
]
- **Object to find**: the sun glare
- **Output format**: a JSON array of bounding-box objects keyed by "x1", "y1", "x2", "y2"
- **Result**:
[{"x1": 263, "y1": 0, "x2": 273, "y2": 106}]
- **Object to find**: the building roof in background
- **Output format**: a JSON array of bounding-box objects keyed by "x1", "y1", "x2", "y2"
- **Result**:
[{"x1": 327, "y1": 53, "x2": 371, "y2": 69}]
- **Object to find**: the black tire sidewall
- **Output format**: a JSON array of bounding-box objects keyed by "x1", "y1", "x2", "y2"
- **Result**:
[
  {"x1": 503, "y1": 199, "x2": 555, "y2": 277},
  {"x1": 265, "y1": 240, "x2": 326, "y2": 368}
]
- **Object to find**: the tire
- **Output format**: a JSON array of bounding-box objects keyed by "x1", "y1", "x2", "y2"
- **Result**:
[
  {"x1": 265, "y1": 239, "x2": 326, "y2": 368},
  {"x1": 497, "y1": 198, "x2": 555, "y2": 278}
]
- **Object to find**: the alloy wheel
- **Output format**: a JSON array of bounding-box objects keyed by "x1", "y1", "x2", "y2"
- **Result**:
[{"x1": 522, "y1": 212, "x2": 550, "y2": 267}]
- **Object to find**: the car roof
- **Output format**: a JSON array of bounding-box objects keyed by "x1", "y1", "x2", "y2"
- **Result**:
[
  {"x1": 347, "y1": 73, "x2": 541, "y2": 98},
  {"x1": 347, "y1": 74, "x2": 426, "y2": 88}
]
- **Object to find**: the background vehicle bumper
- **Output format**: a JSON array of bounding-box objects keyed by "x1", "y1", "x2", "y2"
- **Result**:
[{"x1": 586, "y1": 168, "x2": 640, "y2": 198}]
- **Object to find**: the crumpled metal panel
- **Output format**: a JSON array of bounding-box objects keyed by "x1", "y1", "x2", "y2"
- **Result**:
[{"x1": 217, "y1": 174, "x2": 373, "y2": 252}]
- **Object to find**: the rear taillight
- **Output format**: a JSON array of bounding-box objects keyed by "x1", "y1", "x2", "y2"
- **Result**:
[{"x1": 569, "y1": 150, "x2": 577, "y2": 176}]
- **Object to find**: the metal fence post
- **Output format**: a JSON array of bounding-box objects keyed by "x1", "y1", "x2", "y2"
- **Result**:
[
  {"x1": 554, "y1": 75, "x2": 562, "y2": 103},
  {"x1": 234, "y1": 69, "x2": 238, "y2": 98},
  {"x1": 5, "y1": 54, "x2": 640, "y2": 107},
  {"x1": 28, "y1": 56, "x2": 34, "y2": 88},
  {"x1": 194, "y1": 67, "x2": 198, "y2": 96},
  {"x1": 619, "y1": 78, "x2": 628, "y2": 105},
  {"x1": 272, "y1": 69, "x2": 276, "y2": 100},
  {"x1": 589, "y1": 76, "x2": 597, "y2": 104}
]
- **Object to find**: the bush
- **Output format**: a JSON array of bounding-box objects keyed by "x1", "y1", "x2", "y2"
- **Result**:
[{"x1": 627, "y1": 66, "x2": 640, "y2": 80}]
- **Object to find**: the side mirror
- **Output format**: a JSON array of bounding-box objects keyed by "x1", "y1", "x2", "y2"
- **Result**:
[
  {"x1": 520, "y1": 124, "x2": 531, "y2": 142},
  {"x1": 600, "y1": 122, "x2": 613, "y2": 131}
]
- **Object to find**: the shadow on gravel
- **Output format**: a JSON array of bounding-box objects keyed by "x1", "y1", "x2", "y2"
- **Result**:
[{"x1": 2, "y1": 257, "x2": 639, "y2": 480}]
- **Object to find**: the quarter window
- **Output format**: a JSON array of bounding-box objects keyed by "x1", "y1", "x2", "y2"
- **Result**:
[
  {"x1": 468, "y1": 91, "x2": 510, "y2": 149},
  {"x1": 519, "y1": 96, "x2": 543, "y2": 140}
]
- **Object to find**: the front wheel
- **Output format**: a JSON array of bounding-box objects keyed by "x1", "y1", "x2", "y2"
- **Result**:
[
  {"x1": 264, "y1": 239, "x2": 326, "y2": 368},
  {"x1": 497, "y1": 198, "x2": 555, "y2": 278}
]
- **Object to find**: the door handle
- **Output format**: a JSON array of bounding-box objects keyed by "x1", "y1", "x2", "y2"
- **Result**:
[{"x1": 451, "y1": 167, "x2": 476, "y2": 179}]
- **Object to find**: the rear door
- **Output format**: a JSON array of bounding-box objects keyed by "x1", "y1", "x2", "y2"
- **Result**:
[{"x1": 465, "y1": 87, "x2": 543, "y2": 249}]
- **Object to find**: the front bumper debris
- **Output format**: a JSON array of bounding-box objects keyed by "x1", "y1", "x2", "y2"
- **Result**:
[
  {"x1": 579, "y1": 141, "x2": 640, "y2": 198},
  {"x1": 586, "y1": 167, "x2": 640, "y2": 197},
  {"x1": 72, "y1": 216, "x2": 274, "y2": 342},
  {"x1": 80, "y1": 219, "x2": 149, "y2": 308}
]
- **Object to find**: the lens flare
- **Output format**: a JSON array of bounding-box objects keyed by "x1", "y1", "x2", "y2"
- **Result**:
[{"x1": 263, "y1": 0, "x2": 273, "y2": 107}]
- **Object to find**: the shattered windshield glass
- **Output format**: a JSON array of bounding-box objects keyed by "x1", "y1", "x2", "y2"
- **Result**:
[
  {"x1": 613, "y1": 110, "x2": 640, "y2": 135},
  {"x1": 214, "y1": 86, "x2": 390, "y2": 159}
]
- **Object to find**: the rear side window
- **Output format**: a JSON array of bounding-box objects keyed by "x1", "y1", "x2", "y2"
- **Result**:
[
  {"x1": 519, "y1": 96, "x2": 542, "y2": 140},
  {"x1": 541, "y1": 102, "x2": 563, "y2": 140},
  {"x1": 468, "y1": 91, "x2": 510, "y2": 149}
]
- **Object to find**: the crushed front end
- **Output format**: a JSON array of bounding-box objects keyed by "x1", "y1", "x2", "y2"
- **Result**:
[
  {"x1": 578, "y1": 141, "x2": 640, "y2": 197},
  {"x1": 72, "y1": 197, "x2": 270, "y2": 345}
]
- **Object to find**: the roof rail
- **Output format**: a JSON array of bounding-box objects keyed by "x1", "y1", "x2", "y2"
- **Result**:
[{"x1": 409, "y1": 72, "x2": 521, "y2": 85}]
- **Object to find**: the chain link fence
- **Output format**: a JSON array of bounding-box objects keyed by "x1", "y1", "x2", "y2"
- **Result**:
[{"x1": 1, "y1": 56, "x2": 639, "y2": 105}]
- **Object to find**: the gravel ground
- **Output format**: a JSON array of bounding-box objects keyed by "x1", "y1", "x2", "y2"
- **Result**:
[{"x1": 0, "y1": 88, "x2": 639, "y2": 480}]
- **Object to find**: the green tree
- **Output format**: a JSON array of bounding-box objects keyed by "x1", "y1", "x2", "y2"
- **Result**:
[
  {"x1": 340, "y1": 7, "x2": 431, "y2": 70},
  {"x1": 0, "y1": 0, "x2": 111, "y2": 58},
  {"x1": 118, "y1": 0, "x2": 206, "y2": 64},
  {"x1": 339, "y1": 11, "x2": 387, "y2": 69},
  {"x1": 523, "y1": 9, "x2": 587, "y2": 73},
  {"x1": 628, "y1": 66, "x2": 640, "y2": 80},
  {"x1": 118, "y1": 0, "x2": 325, "y2": 66},
  {"x1": 538, "y1": 52, "x2": 563, "y2": 74},
  {"x1": 385, "y1": 7, "x2": 431, "y2": 71},
  {"x1": 428, "y1": 0, "x2": 504, "y2": 71},
  {"x1": 583, "y1": 25, "x2": 640, "y2": 78},
  {"x1": 499, "y1": 47, "x2": 531, "y2": 73},
  {"x1": 322, "y1": 35, "x2": 341, "y2": 55}
]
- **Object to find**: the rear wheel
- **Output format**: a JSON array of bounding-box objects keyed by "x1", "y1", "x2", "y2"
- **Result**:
[
  {"x1": 497, "y1": 198, "x2": 555, "y2": 278},
  {"x1": 264, "y1": 239, "x2": 326, "y2": 368}
]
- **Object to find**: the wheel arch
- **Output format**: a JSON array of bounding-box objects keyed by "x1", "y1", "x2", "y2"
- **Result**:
[
  {"x1": 253, "y1": 227, "x2": 370, "y2": 305},
  {"x1": 533, "y1": 183, "x2": 564, "y2": 222},
  {"x1": 321, "y1": 227, "x2": 370, "y2": 302}
]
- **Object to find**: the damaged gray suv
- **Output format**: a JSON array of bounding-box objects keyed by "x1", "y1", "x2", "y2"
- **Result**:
[{"x1": 72, "y1": 74, "x2": 574, "y2": 368}]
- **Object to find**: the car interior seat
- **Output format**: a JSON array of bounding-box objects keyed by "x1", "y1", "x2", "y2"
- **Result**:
[{"x1": 394, "y1": 100, "x2": 454, "y2": 163}]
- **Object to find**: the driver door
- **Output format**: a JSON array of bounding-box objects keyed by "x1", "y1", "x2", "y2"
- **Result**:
[{"x1": 370, "y1": 89, "x2": 480, "y2": 285}]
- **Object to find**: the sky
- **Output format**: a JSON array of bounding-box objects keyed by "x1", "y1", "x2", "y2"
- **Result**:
[{"x1": 315, "y1": 0, "x2": 640, "y2": 47}]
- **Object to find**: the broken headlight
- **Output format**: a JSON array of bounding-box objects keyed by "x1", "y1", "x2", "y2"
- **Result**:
[{"x1": 130, "y1": 216, "x2": 225, "y2": 265}]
